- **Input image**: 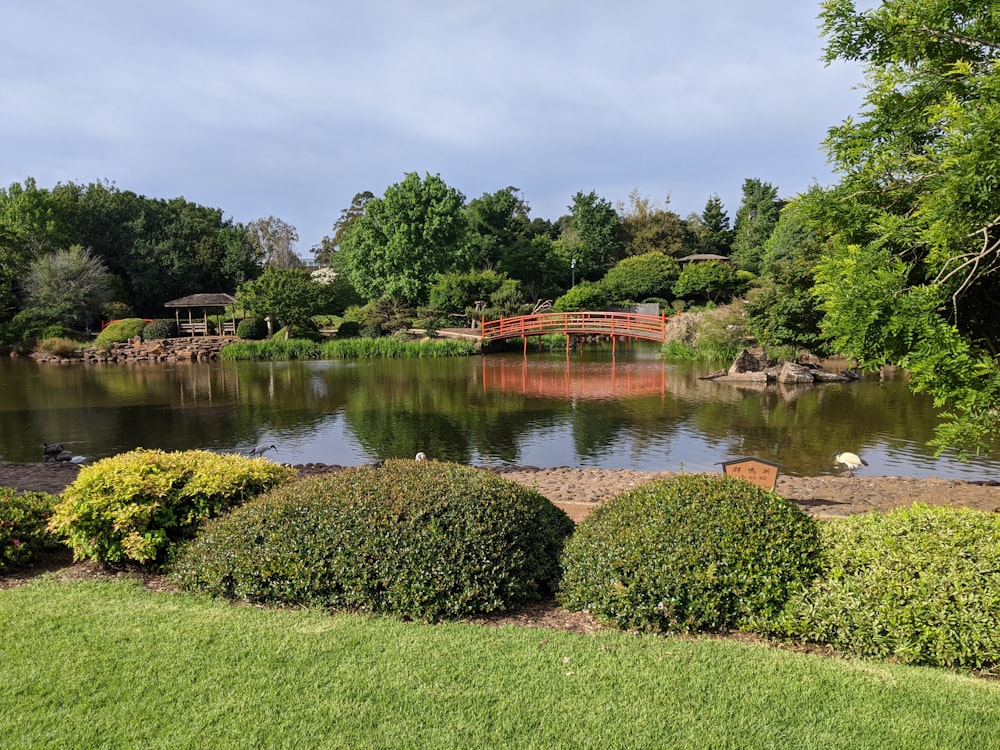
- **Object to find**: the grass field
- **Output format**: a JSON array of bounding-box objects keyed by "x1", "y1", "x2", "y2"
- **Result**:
[{"x1": 2, "y1": 578, "x2": 997, "y2": 749}]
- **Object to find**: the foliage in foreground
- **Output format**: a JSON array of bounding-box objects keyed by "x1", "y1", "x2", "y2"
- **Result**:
[
  {"x1": 0, "y1": 488, "x2": 59, "y2": 573},
  {"x1": 765, "y1": 504, "x2": 1000, "y2": 671},
  {"x1": 4, "y1": 579, "x2": 999, "y2": 750},
  {"x1": 171, "y1": 460, "x2": 575, "y2": 620},
  {"x1": 559, "y1": 474, "x2": 821, "y2": 633},
  {"x1": 48, "y1": 449, "x2": 296, "y2": 565}
]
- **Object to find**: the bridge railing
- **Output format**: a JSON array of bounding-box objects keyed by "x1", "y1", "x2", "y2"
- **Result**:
[{"x1": 480, "y1": 311, "x2": 670, "y2": 342}]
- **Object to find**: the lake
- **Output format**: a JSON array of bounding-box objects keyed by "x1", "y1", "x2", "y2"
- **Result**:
[{"x1": 3, "y1": 344, "x2": 999, "y2": 480}]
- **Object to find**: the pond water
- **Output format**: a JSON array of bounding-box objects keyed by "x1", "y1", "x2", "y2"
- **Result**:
[{"x1": 2, "y1": 345, "x2": 1000, "y2": 480}]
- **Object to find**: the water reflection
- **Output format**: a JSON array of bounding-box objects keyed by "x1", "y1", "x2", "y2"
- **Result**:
[{"x1": 1, "y1": 350, "x2": 1000, "y2": 480}]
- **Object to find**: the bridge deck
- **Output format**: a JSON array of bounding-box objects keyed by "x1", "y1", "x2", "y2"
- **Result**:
[{"x1": 480, "y1": 311, "x2": 669, "y2": 343}]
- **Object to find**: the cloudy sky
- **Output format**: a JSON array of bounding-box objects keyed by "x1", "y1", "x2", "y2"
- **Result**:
[{"x1": 2, "y1": 1, "x2": 872, "y2": 258}]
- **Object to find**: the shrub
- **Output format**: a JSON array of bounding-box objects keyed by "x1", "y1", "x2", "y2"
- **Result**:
[
  {"x1": 764, "y1": 504, "x2": 1000, "y2": 670},
  {"x1": 558, "y1": 474, "x2": 820, "y2": 634},
  {"x1": 41, "y1": 324, "x2": 75, "y2": 340},
  {"x1": 171, "y1": 460, "x2": 576, "y2": 621},
  {"x1": 37, "y1": 337, "x2": 80, "y2": 357},
  {"x1": 47, "y1": 449, "x2": 297, "y2": 565},
  {"x1": 95, "y1": 318, "x2": 147, "y2": 344},
  {"x1": 236, "y1": 317, "x2": 268, "y2": 340},
  {"x1": 335, "y1": 320, "x2": 361, "y2": 339},
  {"x1": 0, "y1": 488, "x2": 60, "y2": 573},
  {"x1": 142, "y1": 318, "x2": 177, "y2": 339}
]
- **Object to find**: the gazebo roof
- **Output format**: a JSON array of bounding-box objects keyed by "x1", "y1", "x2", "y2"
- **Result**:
[{"x1": 164, "y1": 293, "x2": 236, "y2": 308}]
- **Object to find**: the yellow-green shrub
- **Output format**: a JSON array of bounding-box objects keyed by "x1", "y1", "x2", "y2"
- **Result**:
[
  {"x1": 94, "y1": 318, "x2": 146, "y2": 343},
  {"x1": 558, "y1": 474, "x2": 821, "y2": 633},
  {"x1": 48, "y1": 449, "x2": 296, "y2": 565},
  {"x1": 170, "y1": 460, "x2": 575, "y2": 620},
  {"x1": 764, "y1": 504, "x2": 1000, "y2": 670},
  {"x1": 1, "y1": 488, "x2": 60, "y2": 573}
]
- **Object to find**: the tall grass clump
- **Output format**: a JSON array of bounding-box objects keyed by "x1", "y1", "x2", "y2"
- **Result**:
[
  {"x1": 559, "y1": 474, "x2": 820, "y2": 633},
  {"x1": 319, "y1": 337, "x2": 476, "y2": 358},
  {"x1": 47, "y1": 449, "x2": 296, "y2": 565},
  {"x1": 37, "y1": 337, "x2": 80, "y2": 357},
  {"x1": 171, "y1": 460, "x2": 575, "y2": 620},
  {"x1": 0, "y1": 488, "x2": 59, "y2": 572},
  {"x1": 220, "y1": 338, "x2": 322, "y2": 360},
  {"x1": 764, "y1": 504, "x2": 1000, "y2": 670}
]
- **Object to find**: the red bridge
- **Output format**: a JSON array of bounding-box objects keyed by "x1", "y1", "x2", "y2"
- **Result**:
[{"x1": 480, "y1": 311, "x2": 672, "y2": 353}]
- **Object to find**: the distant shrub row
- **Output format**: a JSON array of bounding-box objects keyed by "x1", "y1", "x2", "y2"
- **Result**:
[{"x1": 4, "y1": 451, "x2": 999, "y2": 671}]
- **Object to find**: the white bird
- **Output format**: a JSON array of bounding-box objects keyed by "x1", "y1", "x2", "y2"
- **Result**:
[
  {"x1": 415, "y1": 451, "x2": 427, "y2": 461},
  {"x1": 249, "y1": 444, "x2": 276, "y2": 457},
  {"x1": 833, "y1": 451, "x2": 868, "y2": 477}
]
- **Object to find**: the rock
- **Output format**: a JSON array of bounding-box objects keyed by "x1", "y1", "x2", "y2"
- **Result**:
[
  {"x1": 728, "y1": 349, "x2": 764, "y2": 375},
  {"x1": 778, "y1": 362, "x2": 817, "y2": 384}
]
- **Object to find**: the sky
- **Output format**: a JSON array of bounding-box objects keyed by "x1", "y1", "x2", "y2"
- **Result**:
[{"x1": 2, "y1": 1, "x2": 873, "y2": 260}]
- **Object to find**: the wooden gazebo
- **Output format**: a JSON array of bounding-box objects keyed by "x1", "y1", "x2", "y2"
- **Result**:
[{"x1": 164, "y1": 293, "x2": 239, "y2": 336}]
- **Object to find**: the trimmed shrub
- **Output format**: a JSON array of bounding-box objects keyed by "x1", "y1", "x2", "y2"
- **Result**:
[
  {"x1": 95, "y1": 318, "x2": 147, "y2": 344},
  {"x1": 334, "y1": 320, "x2": 361, "y2": 339},
  {"x1": 764, "y1": 504, "x2": 1000, "y2": 670},
  {"x1": 558, "y1": 474, "x2": 820, "y2": 633},
  {"x1": 1, "y1": 488, "x2": 60, "y2": 573},
  {"x1": 170, "y1": 460, "x2": 576, "y2": 621},
  {"x1": 236, "y1": 316, "x2": 268, "y2": 340},
  {"x1": 142, "y1": 318, "x2": 177, "y2": 339},
  {"x1": 47, "y1": 449, "x2": 297, "y2": 565}
]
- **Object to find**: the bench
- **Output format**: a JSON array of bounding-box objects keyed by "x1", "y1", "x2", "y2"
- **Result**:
[{"x1": 179, "y1": 322, "x2": 209, "y2": 336}]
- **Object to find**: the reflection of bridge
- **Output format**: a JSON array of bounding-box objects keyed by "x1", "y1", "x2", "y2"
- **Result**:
[
  {"x1": 481, "y1": 357, "x2": 668, "y2": 400},
  {"x1": 480, "y1": 311, "x2": 672, "y2": 354}
]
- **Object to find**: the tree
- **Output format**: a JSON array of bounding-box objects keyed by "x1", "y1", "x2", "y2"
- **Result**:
[
  {"x1": 236, "y1": 268, "x2": 320, "y2": 338},
  {"x1": 697, "y1": 195, "x2": 733, "y2": 256},
  {"x1": 812, "y1": 0, "x2": 1000, "y2": 454},
  {"x1": 616, "y1": 189, "x2": 691, "y2": 257},
  {"x1": 600, "y1": 252, "x2": 680, "y2": 304},
  {"x1": 462, "y1": 187, "x2": 532, "y2": 271},
  {"x1": 731, "y1": 179, "x2": 781, "y2": 274},
  {"x1": 338, "y1": 173, "x2": 467, "y2": 305},
  {"x1": 561, "y1": 191, "x2": 622, "y2": 282},
  {"x1": 21, "y1": 245, "x2": 112, "y2": 328},
  {"x1": 673, "y1": 261, "x2": 746, "y2": 304},
  {"x1": 246, "y1": 216, "x2": 302, "y2": 269},
  {"x1": 315, "y1": 191, "x2": 375, "y2": 266}
]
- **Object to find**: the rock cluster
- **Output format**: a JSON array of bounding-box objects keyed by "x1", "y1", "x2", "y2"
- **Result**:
[
  {"x1": 701, "y1": 350, "x2": 861, "y2": 384},
  {"x1": 29, "y1": 336, "x2": 232, "y2": 365}
]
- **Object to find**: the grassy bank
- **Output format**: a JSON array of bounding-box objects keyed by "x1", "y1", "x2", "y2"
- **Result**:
[
  {"x1": 2, "y1": 579, "x2": 997, "y2": 749},
  {"x1": 220, "y1": 337, "x2": 477, "y2": 360}
]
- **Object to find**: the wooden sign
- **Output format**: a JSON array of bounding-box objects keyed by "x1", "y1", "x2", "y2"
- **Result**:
[{"x1": 720, "y1": 457, "x2": 780, "y2": 492}]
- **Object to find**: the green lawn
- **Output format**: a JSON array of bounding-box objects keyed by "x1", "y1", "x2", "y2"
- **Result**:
[{"x1": 2, "y1": 578, "x2": 997, "y2": 749}]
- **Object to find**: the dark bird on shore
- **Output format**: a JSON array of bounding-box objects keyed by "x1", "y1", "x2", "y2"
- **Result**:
[
  {"x1": 42, "y1": 443, "x2": 64, "y2": 461},
  {"x1": 55, "y1": 450, "x2": 87, "y2": 464},
  {"x1": 833, "y1": 451, "x2": 868, "y2": 477},
  {"x1": 248, "y1": 444, "x2": 276, "y2": 457}
]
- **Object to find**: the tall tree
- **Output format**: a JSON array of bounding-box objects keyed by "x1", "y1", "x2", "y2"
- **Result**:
[
  {"x1": 617, "y1": 189, "x2": 691, "y2": 257},
  {"x1": 315, "y1": 191, "x2": 375, "y2": 266},
  {"x1": 811, "y1": 0, "x2": 1000, "y2": 454},
  {"x1": 461, "y1": 186, "x2": 532, "y2": 271},
  {"x1": 562, "y1": 190, "x2": 622, "y2": 282},
  {"x1": 731, "y1": 179, "x2": 781, "y2": 274},
  {"x1": 338, "y1": 173, "x2": 467, "y2": 305},
  {"x1": 246, "y1": 216, "x2": 302, "y2": 269},
  {"x1": 698, "y1": 194, "x2": 733, "y2": 256}
]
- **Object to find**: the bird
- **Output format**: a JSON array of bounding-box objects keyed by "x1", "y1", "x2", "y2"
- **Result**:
[
  {"x1": 833, "y1": 451, "x2": 868, "y2": 477},
  {"x1": 42, "y1": 443, "x2": 64, "y2": 461},
  {"x1": 415, "y1": 451, "x2": 427, "y2": 461},
  {"x1": 248, "y1": 444, "x2": 276, "y2": 457},
  {"x1": 54, "y1": 450, "x2": 87, "y2": 464}
]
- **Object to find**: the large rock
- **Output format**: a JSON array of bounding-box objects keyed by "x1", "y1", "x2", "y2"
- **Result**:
[{"x1": 777, "y1": 362, "x2": 818, "y2": 384}]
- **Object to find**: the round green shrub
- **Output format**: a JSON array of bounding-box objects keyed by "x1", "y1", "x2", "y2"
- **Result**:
[
  {"x1": 142, "y1": 318, "x2": 178, "y2": 339},
  {"x1": 170, "y1": 460, "x2": 576, "y2": 620},
  {"x1": 0, "y1": 488, "x2": 60, "y2": 573},
  {"x1": 764, "y1": 504, "x2": 1000, "y2": 670},
  {"x1": 236, "y1": 317, "x2": 268, "y2": 340},
  {"x1": 95, "y1": 318, "x2": 147, "y2": 344},
  {"x1": 48, "y1": 449, "x2": 297, "y2": 565},
  {"x1": 335, "y1": 320, "x2": 361, "y2": 339},
  {"x1": 558, "y1": 474, "x2": 821, "y2": 633}
]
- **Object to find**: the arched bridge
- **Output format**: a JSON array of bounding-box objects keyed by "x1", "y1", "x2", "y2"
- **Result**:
[{"x1": 480, "y1": 311, "x2": 672, "y2": 352}]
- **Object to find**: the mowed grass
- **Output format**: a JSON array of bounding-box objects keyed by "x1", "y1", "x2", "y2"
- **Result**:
[{"x1": 2, "y1": 579, "x2": 998, "y2": 749}]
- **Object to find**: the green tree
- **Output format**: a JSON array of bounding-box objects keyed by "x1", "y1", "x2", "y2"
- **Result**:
[
  {"x1": 427, "y1": 270, "x2": 511, "y2": 321},
  {"x1": 812, "y1": 0, "x2": 1000, "y2": 454},
  {"x1": 236, "y1": 268, "x2": 320, "y2": 339},
  {"x1": 697, "y1": 194, "x2": 733, "y2": 256},
  {"x1": 552, "y1": 281, "x2": 609, "y2": 312},
  {"x1": 315, "y1": 191, "x2": 375, "y2": 267},
  {"x1": 561, "y1": 191, "x2": 622, "y2": 282},
  {"x1": 600, "y1": 252, "x2": 680, "y2": 304},
  {"x1": 617, "y1": 189, "x2": 690, "y2": 257},
  {"x1": 673, "y1": 261, "x2": 746, "y2": 304},
  {"x1": 731, "y1": 179, "x2": 782, "y2": 274},
  {"x1": 339, "y1": 173, "x2": 467, "y2": 305},
  {"x1": 21, "y1": 245, "x2": 112, "y2": 328},
  {"x1": 462, "y1": 187, "x2": 532, "y2": 271}
]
